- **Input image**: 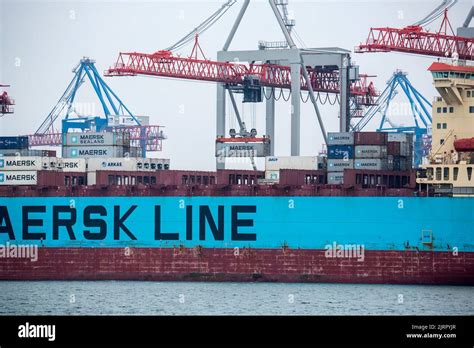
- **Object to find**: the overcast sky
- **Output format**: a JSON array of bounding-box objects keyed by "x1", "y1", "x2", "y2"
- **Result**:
[{"x1": 0, "y1": 0, "x2": 471, "y2": 170}]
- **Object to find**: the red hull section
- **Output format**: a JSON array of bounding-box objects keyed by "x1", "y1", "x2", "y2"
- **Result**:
[{"x1": 1, "y1": 248, "x2": 473, "y2": 285}]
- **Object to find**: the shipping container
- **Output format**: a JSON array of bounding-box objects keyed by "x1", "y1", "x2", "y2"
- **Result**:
[
  {"x1": 107, "y1": 115, "x2": 150, "y2": 126},
  {"x1": 57, "y1": 158, "x2": 87, "y2": 172},
  {"x1": 354, "y1": 132, "x2": 387, "y2": 145},
  {"x1": 265, "y1": 156, "x2": 322, "y2": 170},
  {"x1": 278, "y1": 169, "x2": 326, "y2": 185},
  {"x1": 0, "y1": 156, "x2": 56, "y2": 171},
  {"x1": 354, "y1": 159, "x2": 389, "y2": 170},
  {"x1": 387, "y1": 133, "x2": 413, "y2": 143},
  {"x1": 327, "y1": 159, "x2": 354, "y2": 171},
  {"x1": 327, "y1": 172, "x2": 344, "y2": 185},
  {"x1": 327, "y1": 132, "x2": 354, "y2": 145},
  {"x1": 265, "y1": 170, "x2": 280, "y2": 180},
  {"x1": 0, "y1": 136, "x2": 29, "y2": 150},
  {"x1": 355, "y1": 145, "x2": 387, "y2": 159},
  {"x1": 87, "y1": 158, "x2": 141, "y2": 172},
  {"x1": 387, "y1": 142, "x2": 412, "y2": 157},
  {"x1": 216, "y1": 170, "x2": 264, "y2": 185},
  {"x1": 216, "y1": 142, "x2": 270, "y2": 157},
  {"x1": 35, "y1": 171, "x2": 86, "y2": 186},
  {"x1": 327, "y1": 145, "x2": 354, "y2": 159},
  {"x1": 63, "y1": 132, "x2": 130, "y2": 147},
  {"x1": 62, "y1": 145, "x2": 130, "y2": 158},
  {"x1": 389, "y1": 156, "x2": 412, "y2": 171},
  {"x1": 0, "y1": 149, "x2": 56, "y2": 157},
  {"x1": 0, "y1": 171, "x2": 37, "y2": 185}
]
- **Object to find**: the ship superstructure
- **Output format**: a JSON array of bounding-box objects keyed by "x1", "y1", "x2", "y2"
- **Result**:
[{"x1": 417, "y1": 61, "x2": 474, "y2": 196}]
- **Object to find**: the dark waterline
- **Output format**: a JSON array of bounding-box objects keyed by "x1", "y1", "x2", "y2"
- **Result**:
[{"x1": 0, "y1": 281, "x2": 473, "y2": 315}]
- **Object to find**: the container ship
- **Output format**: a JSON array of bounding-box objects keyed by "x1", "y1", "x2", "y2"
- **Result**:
[{"x1": 1, "y1": 2, "x2": 473, "y2": 285}]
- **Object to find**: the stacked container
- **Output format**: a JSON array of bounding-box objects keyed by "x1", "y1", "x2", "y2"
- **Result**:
[
  {"x1": 327, "y1": 132, "x2": 354, "y2": 184},
  {"x1": 354, "y1": 132, "x2": 389, "y2": 171},
  {"x1": 264, "y1": 156, "x2": 323, "y2": 182},
  {"x1": 0, "y1": 156, "x2": 57, "y2": 186},
  {"x1": 62, "y1": 132, "x2": 133, "y2": 158},
  {"x1": 387, "y1": 133, "x2": 413, "y2": 171}
]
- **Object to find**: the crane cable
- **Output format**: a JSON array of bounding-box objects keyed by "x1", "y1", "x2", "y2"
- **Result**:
[
  {"x1": 412, "y1": 0, "x2": 457, "y2": 27},
  {"x1": 165, "y1": 0, "x2": 237, "y2": 52}
]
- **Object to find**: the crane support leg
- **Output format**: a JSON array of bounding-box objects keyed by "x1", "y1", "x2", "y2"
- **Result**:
[
  {"x1": 216, "y1": 83, "x2": 226, "y2": 170},
  {"x1": 266, "y1": 87, "x2": 275, "y2": 156},
  {"x1": 290, "y1": 63, "x2": 301, "y2": 156},
  {"x1": 340, "y1": 57, "x2": 351, "y2": 132},
  {"x1": 268, "y1": 0, "x2": 328, "y2": 146}
]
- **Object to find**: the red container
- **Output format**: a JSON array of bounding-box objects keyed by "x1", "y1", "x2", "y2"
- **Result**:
[
  {"x1": 216, "y1": 170, "x2": 264, "y2": 185},
  {"x1": 354, "y1": 132, "x2": 387, "y2": 146},
  {"x1": 343, "y1": 169, "x2": 416, "y2": 189},
  {"x1": 279, "y1": 169, "x2": 327, "y2": 185},
  {"x1": 37, "y1": 171, "x2": 86, "y2": 186},
  {"x1": 387, "y1": 142, "x2": 400, "y2": 156},
  {"x1": 93, "y1": 170, "x2": 217, "y2": 186}
]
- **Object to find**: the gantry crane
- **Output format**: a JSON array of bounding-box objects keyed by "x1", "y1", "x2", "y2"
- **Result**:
[
  {"x1": 29, "y1": 57, "x2": 165, "y2": 156},
  {"x1": 106, "y1": 0, "x2": 378, "y2": 169},
  {"x1": 352, "y1": 71, "x2": 432, "y2": 167}
]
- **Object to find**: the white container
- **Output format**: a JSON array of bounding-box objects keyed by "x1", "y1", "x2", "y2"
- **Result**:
[
  {"x1": 327, "y1": 159, "x2": 354, "y2": 171},
  {"x1": 327, "y1": 132, "x2": 354, "y2": 146},
  {"x1": 327, "y1": 172, "x2": 344, "y2": 185},
  {"x1": 355, "y1": 159, "x2": 389, "y2": 170},
  {"x1": 387, "y1": 133, "x2": 413, "y2": 143},
  {"x1": 87, "y1": 158, "x2": 140, "y2": 172},
  {"x1": 265, "y1": 156, "x2": 320, "y2": 171},
  {"x1": 216, "y1": 142, "x2": 270, "y2": 158},
  {"x1": 355, "y1": 145, "x2": 387, "y2": 159},
  {"x1": 63, "y1": 132, "x2": 130, "y2": 147},
  {"x1": 265, "y1": 170, "x2": 280, "y2": 181},
  {"x1": 57, "y1": 158, "x2": 87, "y2": 172},
  {"x1": 0, "y1": 171, "x2": 37, "y2": 185},
  {"x1": 0, "y1": 156, "x2": 55, "y2": 171},
  {"x1": 107, "y1": 115, "x2": 150, "y2": 126},
  {"x1": 62, "y1": 146, "x2": 129, "y2": 158}
]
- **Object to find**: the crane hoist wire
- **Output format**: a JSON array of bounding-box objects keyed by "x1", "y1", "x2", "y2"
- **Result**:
[
  {"x1": 412, "y1": 0, "x2": 458, "y2": 27},
  {"x1": 165, "y1": 0, "x2": 237, "y2": 52}
]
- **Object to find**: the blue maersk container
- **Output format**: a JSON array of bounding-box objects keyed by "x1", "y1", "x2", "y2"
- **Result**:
[
  {"x1": 327, "y1": 145, "x2": 354, "y2": 159},
  {"x1": 0, "y1": 136, "x2": 29, "y2": 150}
]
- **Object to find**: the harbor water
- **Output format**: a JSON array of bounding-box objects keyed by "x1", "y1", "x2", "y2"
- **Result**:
[{"x1": 0, "y1": 281, "x2": 473, "y2": 315}]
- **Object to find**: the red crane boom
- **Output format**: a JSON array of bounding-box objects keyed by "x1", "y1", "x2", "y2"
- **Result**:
[
  {"x1": 355, "y1": 9, "x2": 474, "y2": 60},
  {"x1": 105, "y1": 49, "x2": 378, "y2": 105}
]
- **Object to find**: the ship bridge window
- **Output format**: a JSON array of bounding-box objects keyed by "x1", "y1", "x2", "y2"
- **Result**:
[
  {"x1": 108, "y1": 175, "x2": 114, "y2": 185},
  {"x1": 468, "y1": 167, "x2": 473, "y2": 181},
  {"x1": 124, "y1": 176, "x2": 130, "y2": 185},
  {"x1": 203, "y1": 176, "x2": 209, "y2": 185},
  {"x1": 131, "y1": 176, "x2": 136, "y2": 185},
  {"x1": 143, "y1": 176, "x2": 149, "y2": 185},
  {"x1": 182, "y1": 175, "x2": 188, "y2": 185},
  {"x1": 453, "y1": 167, "x2": 459, "y2": 181},
  {"x1": 78, "y1": 176, "x2": 84, "y2": 186},
  {"x1": 151, "y1": 176, "x2": 156, "y2": 185},
  {"x1": 443, "y1": 167, "x2": 449, "y2": 181},
  {"x1": 116, "y1": 176, "x2": 122, "y2": 186},
  {"x1": 436, "y1": 168, "x2": 442, "y2": 181},
  {"x1": 426, "y1": 167, "x2": 433, "y2": 180},
  {"x1": 137, "y1": 176, "x2": 143, "y2": 184}
]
